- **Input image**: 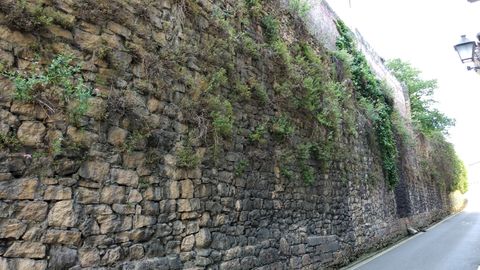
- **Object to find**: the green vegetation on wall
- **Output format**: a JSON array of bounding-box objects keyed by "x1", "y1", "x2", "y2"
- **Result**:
[
  {"x1": 2, "y1": 54, "x2": 92, "y2": 123},
  {"x1": 385, "y1": 59, "x2": 465, "y2": 194},
  {"x1": 427, "y1": 134, "x2": 468, "y2": 194},
  {"x1": 335, "y1": 20, "x2": 399, "y2": 188}
]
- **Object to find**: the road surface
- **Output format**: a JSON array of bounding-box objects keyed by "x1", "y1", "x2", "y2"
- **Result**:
[{"x1": 348, "y1": 183, "x2": 480, "y2": 270}]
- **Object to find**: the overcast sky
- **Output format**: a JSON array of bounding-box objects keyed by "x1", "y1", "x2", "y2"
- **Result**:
[{"x1": 327, "y1": 0, "x2": 480, "y2": 166}]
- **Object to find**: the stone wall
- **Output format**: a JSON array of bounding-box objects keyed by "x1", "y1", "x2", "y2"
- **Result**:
[{"x1": 0, "y1": 0, "x2": 461, "y2": 269}]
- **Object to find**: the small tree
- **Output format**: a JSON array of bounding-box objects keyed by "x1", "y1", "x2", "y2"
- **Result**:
[{"x1": 386, "y1": 59, "x2": 455, "y2": 135}]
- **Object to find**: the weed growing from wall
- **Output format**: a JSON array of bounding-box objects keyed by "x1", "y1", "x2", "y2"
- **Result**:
[
  {"x1": 2, "y1": 54, "x2": 92, "y2": 124},
  {"x1": 0, "y1": 132, "x2": 21, "y2": 151},
  {"x1": 177, "y1": 141, "x2": 201, "y2": 169},
  {"x1": 272, "y1": 115, "x2": 295, "y2": 140},
  {"x1": 288, "y1": 0, "x2": 312, "y2": 18}
]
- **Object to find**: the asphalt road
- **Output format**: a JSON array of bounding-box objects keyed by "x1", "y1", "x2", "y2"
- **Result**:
[{"x1": 349, "y1": 188, "x2": 480, "y2": 270}]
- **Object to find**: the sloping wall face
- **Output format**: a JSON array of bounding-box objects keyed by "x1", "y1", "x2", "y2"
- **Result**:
[{"x1": 0, "y1": 0, "x2": 461, "y2": 269}]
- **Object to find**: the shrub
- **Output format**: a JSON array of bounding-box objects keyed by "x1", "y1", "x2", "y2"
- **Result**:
[
  {"x1": 206, "y1": 68, "x2": 228, "y2": 93},
  {"x1": 240, "y1": 34, "x2": 261, "y2": 59},
  {"x1": 261, "y1": 15, "x2": 280, "y2": 42},
  {"x1": 386, "y1": 58, "x2": 455, "y2": 136},
  {"x1": 0, "y1": 1, "x2": 50, "y2": 32},
  {"x1": 288, "y1": 0, "x2": 311, "y2": 18},
  {"x1": 253, "y1": 83, "x2": 269, "y2": 104},
  {"x1": 272, "y1": 40, "x2": 292, "y2": 67},
  {"x1": 272, "y1": 115, "x2": 295, "y2": 140},
  {"x1": 235, "y1": 81, "x2": 251, "y2": 100},
  {"x1": 177, "y1": 143, "x2": 201, "y2": 169},
  {"x1": 208, "y1": 97, "x2": 234, "y2": 138},
  {"x1": 234, "y1": 160, "x2": 249, "y2": 176},
  {"x1": 0, "y1": 132, "x2": 21, "y2": 150},
  {"x1": 2, "y1": 54, "x2": 92, "y2": 122},
  {"x1": 249, "y1": 123, "x2": 268, "y2": 143},
  {"x1": 298, "y1": 143, "x2": 316, "y2": 184}
]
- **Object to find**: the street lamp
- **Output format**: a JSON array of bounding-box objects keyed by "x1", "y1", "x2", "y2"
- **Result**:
[{"x1": 454, "y1": 34, "x2": 480, "y2": 71}]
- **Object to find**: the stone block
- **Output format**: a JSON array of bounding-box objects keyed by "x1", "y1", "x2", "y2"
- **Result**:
[
  {"x1": 112, "y1": 204, "x2": 136, "y2": 214},
  {"x1": 107, "y1": 127, "x2": 129, "y2": 146},
  {"x1": 167, "y1": 181, "x2": 180, "y2": 199},
  {"x1": 4, "y1": 241, "x2": 46, "y2": 259},
  {"x1": 0, "y1": 173, "x2": 12, "y2": 181},
  {"x1": 100, "y1": 185, "x2": 126, "y2": 204},
  {"x1": 180, "y1": 179, "x2": 194, "y2": 198},
  {"x1": 101, "y1": 246, "x2": 122, "y2": 266},
  {"x1": 0, "y1": 109, "x2": 18, "y2": 126},
  {"x1": 127, "y1": 189, "x2": 143, "y2": 203},
  {"x1": 144, "y1": 187, "x2": 164, "y2": 201},
  {"x1": 85, "y1": 97, "x2": 107, "y2": 119},
  {"x1": 76, "y1": 187, "x2": 100, "y2": 204},
  {"x1": 107, "y1": 21, "x2": 131, "y2": 38},
  {"x1": 0, "y1": 258, "x2": 47, "y2": 270},
  {"x1": 10, "y1": 102, "x2": 36, "y2": 117},
  {"x1": 129, "y1": 244, "x2": 145, "y2": 260},
  {"x1": 111, "y1": 168, "x2": 139, "y2": 187},
  {"x1": 47, "y1": 246, "x2": 77, "y2": 270},
  {"x1": 17, "y1": 121, "x2": 46, "y2": 146},
  {"x1": 123, "y1": 152, "x2": 146, "y2": 169},
  {"x1": 133, "y1": 215, "x2": 156, "y2": 229},
  {"x1": 110, "y1": 50, "x2": 133, "y2": 71},
  {"x1": 181, "y1": 234, "x2": 195, "y2": 251},
  {"x1": 240, "y1": 256, "x2": 259, "y2": 270},
  {"x1": 177, "y1": 199, "x2": 191, "y2": 212},
  {"x1": 44, "y1": 229, "x2": 81, "y2": 246},
  {"x1": 48, "y1": 25, "x2": 73, "y2": 40},
  {"x1": 219, "y1": 259, "x2": 240, "y2": 270},
  {"x1": 66, "y1": 126, "x2": 98, "y2": 146},
  {"x1": 195, "y1": 228, "x2": 212, "y2": 248},
  {"x1": 79, "y1": 247, "x2": 100, "y2": 267},
  {"x1": 47, "y1": 200, "x2": 76, "y2": 228},
  {"x1": 307, "y1": 236, "x2": 325, "y2": 246},
  {"x1": 97, "y1": 215, "x2": 132, "y2": 234},
  {"x1": 0, "y1": 178, "x2": 38, "y2": 200},
  {"x1": 74, "y1": 28, "x2": 101, "y2": 51},
  {"x1": 0, "y1": 219, "x2": 27, "y2": 239},
  {"x1": 78, "y1": 161, "x2": 110, "y2": 182},
  {"x1": 44, "y1": 186, "x2": 72, "y2": 200},
  {"x1": 15, "y1": 201, "x2": 48, "y2": 222}
]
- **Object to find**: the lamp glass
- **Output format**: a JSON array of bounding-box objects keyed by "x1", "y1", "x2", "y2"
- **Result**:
[{"x1": 454, "y1": 36, "x2": 476, "y2": 63}]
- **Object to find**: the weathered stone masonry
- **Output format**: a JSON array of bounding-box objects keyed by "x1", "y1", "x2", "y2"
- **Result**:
[{"x1": 0, "y1": 0, "x2": 463, "y2": 269}]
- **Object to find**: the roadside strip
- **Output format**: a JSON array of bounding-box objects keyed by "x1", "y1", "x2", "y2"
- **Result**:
[{"x1": 341, "y1": 211, "x2": 463, "y2": 270}]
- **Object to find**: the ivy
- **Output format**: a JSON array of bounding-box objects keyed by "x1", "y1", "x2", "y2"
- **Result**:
[{"x1": 336, "y1": 20, "x2": 399, "y2": 187}]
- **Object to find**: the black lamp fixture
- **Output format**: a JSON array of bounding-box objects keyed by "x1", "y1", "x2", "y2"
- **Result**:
[{"x1": 454, "y1": 34, "x2": 480, "y2": 71}]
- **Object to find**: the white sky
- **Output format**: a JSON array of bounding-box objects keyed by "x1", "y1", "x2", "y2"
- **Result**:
[{"x1": 327, "y1": 0, "x2": 480, "y2": 168}]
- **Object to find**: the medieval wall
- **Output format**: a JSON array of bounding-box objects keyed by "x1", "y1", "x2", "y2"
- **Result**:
[{"x1": 0, "y1": 0, "x2": 462, "y2": 269}]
